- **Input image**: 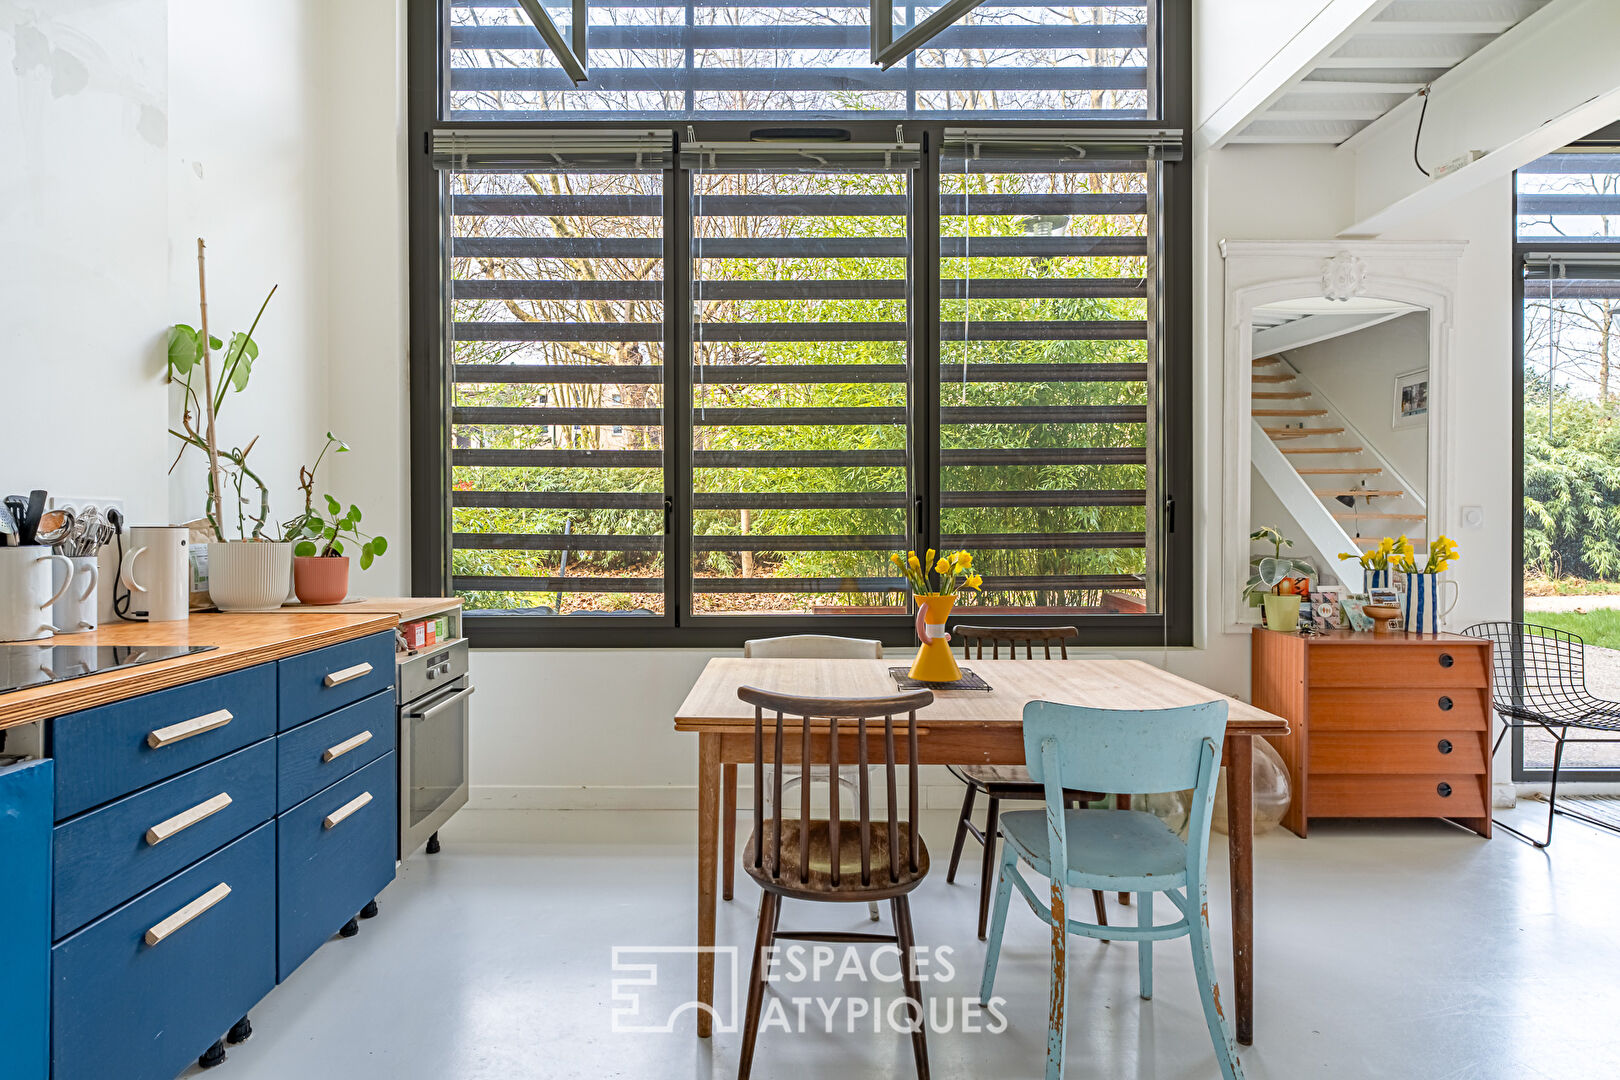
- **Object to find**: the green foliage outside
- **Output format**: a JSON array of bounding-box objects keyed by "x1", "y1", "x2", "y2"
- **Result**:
[
  {"x1": 1523, "y1": 608, "x2": 1620, "y2": 653},
  {"x1": 1523, "y1": 383, "x2": 1620, "y2": 582}
]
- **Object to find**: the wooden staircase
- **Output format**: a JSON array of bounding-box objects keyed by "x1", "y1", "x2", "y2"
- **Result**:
[{"x1": 1253, "y1": 354, "x2": 1426, "y2": 544}]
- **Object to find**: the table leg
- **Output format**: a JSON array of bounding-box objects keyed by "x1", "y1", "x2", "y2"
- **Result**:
[
  {"x1": 697, "y1": 733, "x2": 720, "y2": 1038},
  {"x1": 1226, "y1": 733, "x2": 1254, "y2": 1046},
  {"x1": 722, "y1": 763, "x2": 738, "y2": 902}
]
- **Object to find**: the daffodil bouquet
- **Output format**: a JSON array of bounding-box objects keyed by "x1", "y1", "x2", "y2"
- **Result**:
[
  {"x1": 892, "y1": 548, "x2": 983, "y2": 596},
  {"x1": 1399, "y1": 535, "x2": 1460, "y2": 574},
  {"x1": 1337, "y1": 535, "x2": 1413, "y2": 571}
]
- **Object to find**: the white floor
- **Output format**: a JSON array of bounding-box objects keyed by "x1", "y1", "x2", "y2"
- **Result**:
[{"x1": 185, "y1": 805, "x2": 1620, "y2": 1080}]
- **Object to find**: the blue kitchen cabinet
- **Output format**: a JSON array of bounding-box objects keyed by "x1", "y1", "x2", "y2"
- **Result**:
[{"x1": 0, "y1": 759, "x2": 53, "y2": 1080}]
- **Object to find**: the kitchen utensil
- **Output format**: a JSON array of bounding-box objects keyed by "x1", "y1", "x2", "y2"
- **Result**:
[
  {"x1": 69, "y1": 506, "x2": 100, "y2": 557},
  {"x1": 51, "y1": 556, "x2": 98, "y2": 633},
  {"x1": 0, "y1": 547, "x2": 73, "y2": 640},
  {"x1": 22, "y1": 490, "x2": 46, "y2": 545},
  {"x1": 5, "y1": 497, "x2": 28, "y2": 543},
  {"x1": 34, "y1": 507, "x2": 74, "y2": 549},
  {"x1": 0, "y1": 503, "x2": 17, "y2": 547},
  {"x1": 118, "y1": 525, "x2": 191, "y2": 622}
]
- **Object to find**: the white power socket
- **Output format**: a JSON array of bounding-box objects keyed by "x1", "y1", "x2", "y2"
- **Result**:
[{"x1": 48, "y1": 495, "x2": 126, "y2": 520}]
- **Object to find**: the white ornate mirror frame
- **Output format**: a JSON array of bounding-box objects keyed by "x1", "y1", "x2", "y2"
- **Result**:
[{"x1": 1219, "y1": 240, "x2": 1465, "y2": 632}]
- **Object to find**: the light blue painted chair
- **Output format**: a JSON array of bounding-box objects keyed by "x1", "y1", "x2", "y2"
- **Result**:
[{"x1": 980, "y1": 699, "x2": 1244, "y2": 1080}]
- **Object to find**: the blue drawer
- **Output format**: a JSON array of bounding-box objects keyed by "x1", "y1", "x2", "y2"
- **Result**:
[
  {"x1": 54, "y1": 739, "x2": 275, "y2": 940},
  {"x1": 0, "y1": 760, "x2": 52, "y2": 1080},
  {"x1": 52, "y1": 823, "x2": 275, "y2": 1080},
  {"x1": 276, "y1": 689, "x2": 394, "y2": 813},
  {"x1": 277, "y1": 632, "x2": 395, "y2": 730},
  {"x1": 277, "y1": 752, "x2": 397, "y2": 980},
  {"x1": 52, "y1": 664, "x2": 277, "y2": 820}
]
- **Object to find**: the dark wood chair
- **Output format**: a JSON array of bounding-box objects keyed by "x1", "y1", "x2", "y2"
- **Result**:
[
  {"x1": 945, "y1": 625, "x2": 1123, "y2": 939},
  {"x1": 735, "y1": 685, "x2": 934, "y2": 1080}
]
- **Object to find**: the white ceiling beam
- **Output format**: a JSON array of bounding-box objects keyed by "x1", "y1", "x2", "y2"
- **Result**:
[
  {"x1": 1287, "y1": 79, "x2": 1426, "y2": 93},
  {"x1": 1364, "y1": 20, "x2": 1516, "y2": 35},
  {"x1": 1194, "y1": 0, "x2": 1398, "y2": 153},
  {"x1": 1339, "y1": 0, "x2": 1620, "y2": 237},
  {"x1": 1252, "y1": 310, "x2": 1410, "y2": 354}
]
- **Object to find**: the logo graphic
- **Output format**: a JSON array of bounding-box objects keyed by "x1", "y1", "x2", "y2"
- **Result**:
[{"x1": 611, "y1": 946, "x2": 740, "y2": 1034}]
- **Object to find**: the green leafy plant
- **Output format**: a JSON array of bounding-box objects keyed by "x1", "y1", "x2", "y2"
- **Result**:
[
  {"x1": 282, "y1": 432, "x2": 350, "y2": 545},
  {"x1": 290, "y1": 495, "x2": 389, "y2": 569},
  {"x1": 167, "y1": 260, "x2": 279, "y2": 541},
  {"x1": 1245, "y1": 527, "x2": 1314, "y2": 602}
]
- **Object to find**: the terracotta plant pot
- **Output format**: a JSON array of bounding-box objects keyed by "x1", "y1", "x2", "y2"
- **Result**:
[{"x1": 293, "y1": 555, "x2": 350, "y2": 605}]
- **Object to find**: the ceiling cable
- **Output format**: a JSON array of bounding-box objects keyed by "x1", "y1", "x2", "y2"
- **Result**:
[{"x1": 1413, "y1": 85, "x2": 1433, "y2": 178}]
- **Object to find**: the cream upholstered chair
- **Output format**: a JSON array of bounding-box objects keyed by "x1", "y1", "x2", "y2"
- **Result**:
[{"x1": 736, "y1": 635, "x2": 885, "y2": 921}]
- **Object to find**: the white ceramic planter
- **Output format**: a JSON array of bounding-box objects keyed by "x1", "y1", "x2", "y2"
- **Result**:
[{"x1": 207, "y1": 542, "x2": 293, "y2": 612}]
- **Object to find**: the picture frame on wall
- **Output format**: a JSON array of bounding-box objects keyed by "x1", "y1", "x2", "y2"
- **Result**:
[{"x1": 1393, "y1": 368, "x2": 1429, "y2": 429}]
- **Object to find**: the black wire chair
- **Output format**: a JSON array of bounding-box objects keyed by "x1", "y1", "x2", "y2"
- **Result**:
[{"x1": 1462, "y1": 621, "x2": 1620, "y2": 847}]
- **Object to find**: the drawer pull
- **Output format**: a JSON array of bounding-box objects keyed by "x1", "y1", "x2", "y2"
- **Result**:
[
  {"x1": 1437, "y1": 782, "x2": 1453, "y2": 798},
  {"x1": 147, "y1": 709, "x2": 233, "y2": 749},
  {"x1": 1438, "y1": 653, "x2": 1454, "y2": 668},
  {"x1": 324, "y1": 662, "x2": 374, "y2": 687},
  {"x1": 144, "y1": 882, "x2": 231, "y2": 946},
  {"x1": 324, "y1": 791, "x2": 373, "y2": 829},
  {"x1": 1438, "y1": 696, "x2": 1453, "y2": 711},
  {"x1": 322, "y1": 730, "x2": 374, "y2": 763},
  {"x1": 145, "y1": 792, "x2": 233, "y2": 845},
  {"x1": 1437, "y1": 739, "x2": 1454, "y2": 755}
]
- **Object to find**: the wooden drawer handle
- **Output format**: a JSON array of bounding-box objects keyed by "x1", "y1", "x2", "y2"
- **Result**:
[
  {"x1": 1438, "y1": 653, "x2": 1454, "y2": 668},
  {"x1": 144, "y1": 882, "x2": 231, "y2": 946},
  {"x1": 147, "y1": 709, "x2": 233, "y2": 749},
  {"x1": 1437, "y1": 782, "x2": 1453, "y2": 798},
  {"x1": 324, "y1": 662, "x2": 374, "y2": 687},
  {"x1": 1437, "y1": 739, "x2": 1454, "y2": 755},
  {"x1": 146, "y1": 792, "x2": 233, "y2": 845},
  {"x1": 322, "y1": 730, "x2": 374, "y2": 763},
  {"x1": 324, "y1": 791, "x2": 373, "y2": 830}
]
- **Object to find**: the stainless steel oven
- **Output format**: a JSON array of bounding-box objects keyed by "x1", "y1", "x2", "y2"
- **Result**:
[{"x1": 397, "y1": 638, "x2": 472, "y2": 858}]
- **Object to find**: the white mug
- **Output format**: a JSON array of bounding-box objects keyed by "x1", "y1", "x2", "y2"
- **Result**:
[
  {"x1": 52, "y1": 556, "x2": 100, "y2": 633},
  {"x1": 0, "y1": 547, "x2": 73, "y2": 641},
  {"x1": 119, "y1": 525, "x2": 191, "y2": 622}
]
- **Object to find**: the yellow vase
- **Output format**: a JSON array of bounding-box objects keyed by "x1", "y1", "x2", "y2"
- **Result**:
[{"x1": 908, "y1": 593, "x2": 962, "y2": 683}]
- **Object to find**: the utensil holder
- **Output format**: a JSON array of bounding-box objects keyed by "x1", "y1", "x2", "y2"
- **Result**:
[{"x1": 52, "y1": 556, "x2": 99, "y2": 633}]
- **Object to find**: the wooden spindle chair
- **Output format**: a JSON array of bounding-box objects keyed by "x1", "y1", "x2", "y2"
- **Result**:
[
  {"x1": 735, "y1": 686, "x2": 934, "y2": 1080},
  {"x1": 944, "y1": 625, "x2": 1123, "y2": 940}
]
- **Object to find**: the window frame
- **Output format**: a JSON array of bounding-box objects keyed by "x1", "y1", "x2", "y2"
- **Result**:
[{"x1": 409, "y1": 0, "x2": 1193, "y2": 648}]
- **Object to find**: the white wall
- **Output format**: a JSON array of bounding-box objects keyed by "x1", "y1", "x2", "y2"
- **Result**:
[
  {"x1": 1, "y1": 0, "x2": 170, "y2": 520},
  {"x1": 1285, "y1": 311, "x2": 1430, "y2": 497},
  {"x1": 1193, "y1": 0, "x2": 1339, "y2": 131}
]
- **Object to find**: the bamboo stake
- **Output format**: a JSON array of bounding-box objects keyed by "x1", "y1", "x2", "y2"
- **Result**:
[{"x1": 196, "y1": 239, "x2": 226, "y2": 541}]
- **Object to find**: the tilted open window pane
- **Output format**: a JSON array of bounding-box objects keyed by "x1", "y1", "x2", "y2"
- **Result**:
[
  {"x1": 690, "y1": 164, "x2": 912, "y2": 615},
  {"x1": 939, "y1": 151, "x2": 1155, "y2": 614},
  {"x1": 448, "y1": 167, "x2": 667, "y2": 614},
  {"x1": 447, "y1": 0, "x2": 1153, "y2": 119},
  {"x1": 1516, "y1": 152, "x2": 1620, "y2": 241}
]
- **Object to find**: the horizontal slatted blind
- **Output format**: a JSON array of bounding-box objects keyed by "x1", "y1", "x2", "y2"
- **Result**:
[
  {"x1": 690, "y1": 157, "x2": 912, "y2": 613},
  {"x1": 1517, "y1": 150, "x2": 1620, "y2": 241},
  {"x1": 937, "y1": 137, "x2": 1155, "y2": 614},
  {"x1": 447, "y1": 0, "x2": 1151, "y2": 119},
  {"x1": 448, "y1": 160, "x2": 668, "y2": 614}
]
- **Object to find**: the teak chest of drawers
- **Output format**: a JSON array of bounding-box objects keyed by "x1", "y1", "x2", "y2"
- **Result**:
[{"x1": 1251, "y1": 628, "x2": 1493, "y2": 839}]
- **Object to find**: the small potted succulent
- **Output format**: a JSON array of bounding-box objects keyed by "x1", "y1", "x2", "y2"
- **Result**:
[
  {"x1": 1245, "y1": 527, "x2": 1314, "y2": 632},
  {"x1": 287, "y1": 496, "x2": 388, "y2": 605}
]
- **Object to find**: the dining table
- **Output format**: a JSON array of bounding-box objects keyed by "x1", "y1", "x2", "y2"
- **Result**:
[{"x1": 673, "y1": 656, "x2": 1290, "y2": 1046}]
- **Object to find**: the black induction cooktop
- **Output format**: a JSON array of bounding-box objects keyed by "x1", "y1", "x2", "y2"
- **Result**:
[{"x1": 0, "y1": 644, "x2": 217, "y2": 696}]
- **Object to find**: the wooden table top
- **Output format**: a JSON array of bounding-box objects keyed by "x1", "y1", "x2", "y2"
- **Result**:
[
  {"x1": 675, "y1": 657, "x2": 1288, "y2": 736},
  {"x1": 1254, "y1": 627, "x2": 1486, "y2": 646},
  {"x1": 0, "y1": 612, "x2": 400, "y2": 729}
]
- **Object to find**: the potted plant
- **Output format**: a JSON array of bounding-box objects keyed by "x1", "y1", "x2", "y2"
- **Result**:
[
  {"x1": 1246, "y1": 527, "x2": 1314, "y2": 632},
  {"x1": 287, "y1": 496, "x2": 388, "y2": 605},
  {"x1": 167, "y1": 239, "x2": 290, "y2": 611}
]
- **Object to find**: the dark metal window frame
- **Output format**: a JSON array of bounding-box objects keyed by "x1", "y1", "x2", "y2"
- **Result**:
[
  {"x1": 1511, "y1": 121, "x2": 1620, "y2": 781},
  {"x1": 409, "y1": 0, "x2": 1194, "y2": 648}
]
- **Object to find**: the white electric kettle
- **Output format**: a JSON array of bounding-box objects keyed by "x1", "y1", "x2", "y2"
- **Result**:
[{"x1": 118, "y1": 525, "x2": 191, "y2": 622}]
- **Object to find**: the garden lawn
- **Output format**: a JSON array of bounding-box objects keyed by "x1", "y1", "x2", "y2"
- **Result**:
[{"x1": 1526, "y1": 608, "x2": 1620, "y2": 652}]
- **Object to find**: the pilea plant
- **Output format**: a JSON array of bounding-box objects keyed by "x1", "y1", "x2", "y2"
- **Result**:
[{"x1": 291, "y1": 495, "x2": 389, "y2": 569}]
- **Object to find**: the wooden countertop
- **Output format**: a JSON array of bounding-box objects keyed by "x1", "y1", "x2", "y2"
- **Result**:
[
  {"x1": 0, "y1": 612, "x2": 400, "y2": 730},
  {"x1": 278, "y1": 597, "x2": 461, "y2": 623}
]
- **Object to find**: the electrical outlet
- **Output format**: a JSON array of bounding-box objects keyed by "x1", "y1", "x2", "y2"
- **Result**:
[{"x1": 48, "y1": 495, "x2": 126, "y2": 520}]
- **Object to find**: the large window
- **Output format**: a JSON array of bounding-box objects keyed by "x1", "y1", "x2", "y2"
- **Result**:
[
  {"x1": 411, "y1": 0, "x2": 1190, "y2": 646},
  {"x1": 1513, "y1": 130, "x2": 1620, "y2": 778}
]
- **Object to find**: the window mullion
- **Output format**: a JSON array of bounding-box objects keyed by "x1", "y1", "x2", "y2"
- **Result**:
[
  {"x1": 669, "y1": 157, "x2": 693, "y2": 626},
  {"x1": 915, "y1": 131, "x2": 943, "y2": 581}
]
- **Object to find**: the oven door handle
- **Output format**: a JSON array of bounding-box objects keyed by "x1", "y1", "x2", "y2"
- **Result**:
[{"x1": 409, "y1": 684, "x2": 474, "y2": 720}]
